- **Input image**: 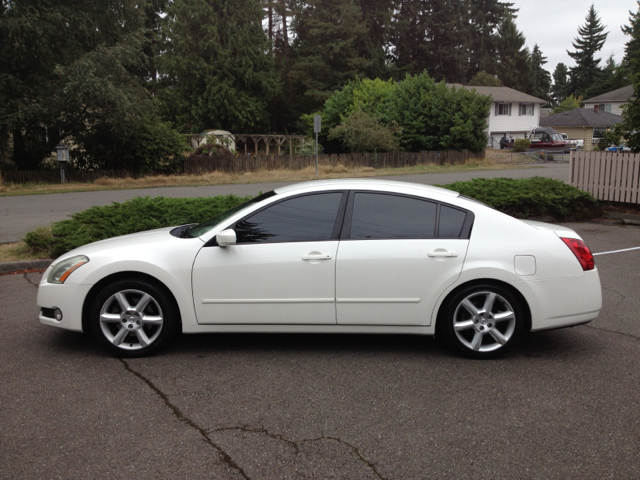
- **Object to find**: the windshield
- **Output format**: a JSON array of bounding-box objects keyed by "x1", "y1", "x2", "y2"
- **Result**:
[{"x1": 184, "y1": 191, "x2": 276, "y2": 238}]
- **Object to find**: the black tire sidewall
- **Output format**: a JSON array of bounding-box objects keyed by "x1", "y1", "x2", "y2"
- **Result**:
[
  {"x1": 439, "y1": 283, "x2": 525, "y2": 359},
  {"x1": 89, "y1": 278, "x2": 180, "y2": 358}
]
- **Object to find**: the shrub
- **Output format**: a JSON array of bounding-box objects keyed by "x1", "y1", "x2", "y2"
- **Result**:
[
  {"x1": 24, "y1": 195, "x2": 251, "y2": 258},
  {"x1": 513, "y1": 139, "x2": 530, "y2": 152},
  {"x1": 438, "y1": 176, "x2": 599, "y2": 221}
]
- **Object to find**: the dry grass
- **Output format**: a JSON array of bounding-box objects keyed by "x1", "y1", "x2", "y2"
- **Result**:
[
  {"x1": 0, "y1": 241, "x2": 50, "y2": 262},
  {"x1": 0, "y1": 157, "x2": 533, "y2": 197}
]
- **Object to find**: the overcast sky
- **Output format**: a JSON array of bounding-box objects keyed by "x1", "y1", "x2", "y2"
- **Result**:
[{"x1": 510, "y1": 0, "x2": 638, "y2": 74}]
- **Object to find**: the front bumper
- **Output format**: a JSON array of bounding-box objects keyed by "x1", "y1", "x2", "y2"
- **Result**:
[{"x1": 37, "y1": 281, "x2": 93, "y2": 332}]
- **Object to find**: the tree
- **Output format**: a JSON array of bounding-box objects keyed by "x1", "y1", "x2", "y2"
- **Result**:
[
  {"x1": 328, "y1": 110, "x2": 401, "y2": 153},
  {"x1": 494, "y1": 16, "x2": 531, "y2": 92},
  {"x1": 0, "y1": 0, "x2": 184, "y2": 171},
  {"x1": 529, "y1": 44, "x2": 551, "y2": 102},
  {"x1": 567, "y1": 4, "x2": 608, "y2": 98},
  {"x1": 158, "y1": 0, "x2": 279, "y2": 133},
  {"x1": 622, "y1": 1, "x2": 640, "y2": 76},
  {"x1": 551, "y1": 95, "x2": 583, "y2": 115},
  {"x1": 551, "y1": 63, "x2": 570, "y2": 105},
  {"x1": 469, "y1": 71, "x2": 503, "y2": 86},
  {"x1": 289, "y1": 0, "x2": 370, "y2": 114}
]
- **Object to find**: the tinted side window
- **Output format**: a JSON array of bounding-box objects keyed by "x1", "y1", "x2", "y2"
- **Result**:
[
  {"x1": 349, "y1": 193, "x2": 437, "y2": 239},
  {"x1": 438, "y1": 205, "x2": 467, "y2": 238},
  {"x1": 235, "y1": 193, "x2": 343, "y2": 244}
]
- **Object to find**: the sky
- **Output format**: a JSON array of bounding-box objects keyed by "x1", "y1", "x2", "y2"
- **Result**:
[{"x1": 510, "y1": 0, "x2": 638, "y2": 74}]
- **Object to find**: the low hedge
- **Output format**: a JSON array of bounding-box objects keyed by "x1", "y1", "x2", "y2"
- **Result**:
[
  {"x1": 438, "y1": 176, "x2": 598, "y2": 221},
  {"x1": 25, "y1": 195, "x2": 251, "y2": 258},
  {"x1": 24, "y1": 177, "x2": 598, "y2": 258}
]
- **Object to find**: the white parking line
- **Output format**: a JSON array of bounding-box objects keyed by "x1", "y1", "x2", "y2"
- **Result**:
[{"x1": 593, "y1": 246, "x2": 640, "y2": 256}]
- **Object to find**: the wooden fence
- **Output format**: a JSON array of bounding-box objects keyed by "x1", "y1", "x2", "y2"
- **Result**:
[
  {"x1": 1, "y1": 150, "x2": 484, "y2": 184},
  {"x1": 570, "y1": 150, "x2": 640, "y2": 204}
]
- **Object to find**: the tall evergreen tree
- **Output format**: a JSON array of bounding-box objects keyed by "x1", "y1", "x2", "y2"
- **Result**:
[
  {"x1": 529, "y1": 44, "x2": 551, "y2": 101},
  {"x1": 551, "y1": 63, "x2": 570, "y2": 106},
  {"x1": 289, "y1": 0, "x2": 369, "y2": 113},
  {"x1": 357, "y1": 0, "x2": 394, "y2": 80},
  {"x1": 159, "y1": 0, "x2": 279, "y2": 133},
  {"x1": 622, "y1": 1, "x2": 640, "y2": 77},
  {"x1": 567, "y1": 4, "x2": 608, "y2": 98},
  {"x1": 494, "y1": 16, "x2": 531, "y2": 92}
]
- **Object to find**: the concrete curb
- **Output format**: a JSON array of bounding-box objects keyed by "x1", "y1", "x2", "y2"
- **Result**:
[
  {"x1": 602, "y1": 212, "x2": 640, "y2": 226},
  {"x1": 0, "y1": 259, "x2": 52, "y2": 274}
]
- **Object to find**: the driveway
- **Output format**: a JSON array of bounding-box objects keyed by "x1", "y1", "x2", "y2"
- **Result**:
[
  {"x1": 0, "y1": 164, "x2": 568, "y2": 244},
  {"x1": 1, "y1": 220, "x2": 638, "y2": 479}
]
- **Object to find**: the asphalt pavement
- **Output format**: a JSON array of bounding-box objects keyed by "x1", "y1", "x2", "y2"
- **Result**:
[
  {"x1": 0, "y1": 163, "x2": 569, "y2": 244},
  {"x1": 1, "y1": 220, "x2": 639, "y2": 479}
]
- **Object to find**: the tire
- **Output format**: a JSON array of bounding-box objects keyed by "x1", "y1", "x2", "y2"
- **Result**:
[
  {"x1": 89, "y1": 278, "x2": 180, "y2": 358},
  {"x1": 438, "y1": 283, "x2": 525, "y2": 359}
]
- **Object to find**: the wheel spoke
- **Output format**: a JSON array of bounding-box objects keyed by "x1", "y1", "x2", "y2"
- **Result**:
[
  {"x1": 489, "y1": 329, "x2": 508, "y2": 345},
  {"x1": 454, "y1": 320, "x2": 475, "y2": 332},
  {"x1": 461, "y1": 299, "x2": 480, "y2": 316},
  {"x1": 134, "y1": 293, "x2": 152, "y2": 314},
  {"x1": 470, "y1": 331, "x2": 483, "y2": 351},
  {"x1": 483, "y1": 292, "x2": 497, "y2": 313},
  {"x1": 135, "y1": 328, "x2": 150, "y2": 347},
  {"x1": 114, "y1": 292, "x2": 131, "y2": 312},
  {"x1": 100, "y1": 313, "x2": 121, "y2": 324},
  {"x1": 493, "y1": 311, "x2": 515, "y2": 323},
  {"x1": 112, "y1": 326, "x2": 130, "y2": 346},
  {"x1": 141, "y1": 315, "x2": 163, "y2": 326}
]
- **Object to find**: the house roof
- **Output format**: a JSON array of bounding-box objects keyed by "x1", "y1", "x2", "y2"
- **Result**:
[
  {"x1": 583, "y1": 85, "x2": 634, "y2": 103},
  {"x1": 540, "y1": 108, "x2": 623, "y2": 128},
  {"x1": 447, "y1": 84, "x2": 546, "y2": 103}
]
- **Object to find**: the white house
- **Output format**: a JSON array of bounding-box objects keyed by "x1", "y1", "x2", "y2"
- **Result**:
[
  {"x1": 448, "y1": 84, "x2": 546, "y2": 148},
  {"x1": 583, "y1": 84, "x2": 633, "y2": 116}
]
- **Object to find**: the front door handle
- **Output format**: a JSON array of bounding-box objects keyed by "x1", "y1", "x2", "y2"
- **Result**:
[
  {"x1": 302, "y1": 253, "x2": 332, "y2": 261},
  {"x1": 428, "y1": 249, "x2": 458, "y2": 258}
]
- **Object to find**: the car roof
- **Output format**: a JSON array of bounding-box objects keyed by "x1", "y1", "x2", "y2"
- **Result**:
[{"x1": 273, "y1": 178, "x2": 459, "y2": 197}]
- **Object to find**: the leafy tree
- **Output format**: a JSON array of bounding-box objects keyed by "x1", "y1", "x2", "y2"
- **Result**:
[
  {"x1": 567, "y1": 4, "x2": 608, "y2": 98},
  {"x1": 0, "y1": 0, "x2": 183, "y2": 171},
  {"x1": 620, "y1": 82, "x2": 640, "y2": 152},
  {"x1": 289, "y1": 0, "x2": 369, "y2": 114},
  {"x1": 551, "y1": 95, "x2": 583, "y2": 115},
  {"x1": 551, "y1": 63, "x2": 570, "y2": 105},
  {"x1": 469, "y1": 71, "x2": 503, "y2": 86},
  {"x1": 158, "y1": 0, "x2": 279, "y2": 134},
  {"x1": 494, "y1": 16, "x2": 531, "y2": 92},
  {"x1": 391, "y1": 73, "x2": 491, "y2": 152},
  {"x1": 529, "y1": 44, "x2": 551, "y2": 102},
  {"x1": 328, "y1": 110, "x2": 401, "y2": 153}
]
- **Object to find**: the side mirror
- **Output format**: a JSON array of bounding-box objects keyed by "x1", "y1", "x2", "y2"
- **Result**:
[{"x1": 216, "y1": 229, "x2": 237, "y2": 247}]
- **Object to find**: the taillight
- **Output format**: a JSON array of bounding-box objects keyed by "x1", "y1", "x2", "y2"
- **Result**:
[{"x1": 561, "y1": 237, "x2": 595, "y2": 271}]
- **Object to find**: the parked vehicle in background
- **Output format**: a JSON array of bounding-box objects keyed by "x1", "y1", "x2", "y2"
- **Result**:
[
  {"x1": 606, "y1": 143, "x2": 626, "y2": 152},
  {"x1": 561, "y1": 133, "x2": 584, "y2": 151}
]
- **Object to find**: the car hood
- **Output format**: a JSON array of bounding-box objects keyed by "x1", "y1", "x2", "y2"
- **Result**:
[{"x1": 520, "y1": 220, "x2": 583, "y2": 240}]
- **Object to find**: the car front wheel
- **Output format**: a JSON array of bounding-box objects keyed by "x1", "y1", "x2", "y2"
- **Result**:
[
  {"x1": 89, "y1": 279, "x2": 180, "y2": 357},
  {"x1": 439, "y1": 284, "x2": 525, "y2": 359}
]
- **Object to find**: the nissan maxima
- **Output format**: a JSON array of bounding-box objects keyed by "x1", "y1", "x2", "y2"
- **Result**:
[{"x1": 37, "y1": 179, "x2": 602, "y2": 359}]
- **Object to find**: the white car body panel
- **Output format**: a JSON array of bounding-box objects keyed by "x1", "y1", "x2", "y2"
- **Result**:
[{"x1": 36, "y1": 178, "x2": 602, "y2": 340}]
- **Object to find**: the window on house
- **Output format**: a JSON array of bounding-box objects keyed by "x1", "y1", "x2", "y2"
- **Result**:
[
  {"x1": 596, "y1": 103, "x2": 613, "y2": 113},
  {"x1": 519, "y1": 104, "x2": 534, "y2": 116},
  {"x1": 495, "y1": 103, "x2": 511, "y2": 116}
]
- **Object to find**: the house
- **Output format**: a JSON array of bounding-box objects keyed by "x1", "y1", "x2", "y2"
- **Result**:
[
  {"x1": 540, "y1": 107, "x2": 623, "y2": 150},
  {"x1": 583, "y1": 85, "x2": 633, "y2": 116},
  {"x1": 448, "y1": 84, "x2": 546, "y2": 149}
]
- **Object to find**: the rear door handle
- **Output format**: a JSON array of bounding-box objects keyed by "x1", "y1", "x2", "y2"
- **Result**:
[
  {"x1": 302, "y1": 253, "x2": 332, "y2": 261},
  {"x1": 428, "y1": 249, "x2": 458, "y2": 257}
]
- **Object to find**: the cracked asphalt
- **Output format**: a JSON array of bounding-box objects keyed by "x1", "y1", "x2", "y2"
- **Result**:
[{"x1": 1, "y1": 220, "x2": 639, "y2": 479}]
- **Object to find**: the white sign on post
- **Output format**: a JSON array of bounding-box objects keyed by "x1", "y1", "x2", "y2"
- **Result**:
[{"x1": 313, "y1": 115, "x2": 321, "y2": 176}]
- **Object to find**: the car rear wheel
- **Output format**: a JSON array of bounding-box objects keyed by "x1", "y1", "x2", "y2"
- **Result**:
[
  {"x1": 439, "y1": 284, "x2": 524, "y2": 359},
  {"x1": 89, "y1": 279, "x2": 180, "y2": 357}
]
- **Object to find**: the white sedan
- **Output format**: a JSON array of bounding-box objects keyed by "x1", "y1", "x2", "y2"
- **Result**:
[{"x1": 37, "y1": 179, "x2": 602, "y2": 359}]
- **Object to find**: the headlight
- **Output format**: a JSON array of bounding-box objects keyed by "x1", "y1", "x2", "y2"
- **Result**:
[{"x1": 47, "y1": 255, "x2": 89, "y2": 284}]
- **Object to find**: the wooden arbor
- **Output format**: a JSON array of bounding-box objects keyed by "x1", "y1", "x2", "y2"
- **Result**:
[{"x1": 234, "y1": 134, "x2": 307, "y2": 155}]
